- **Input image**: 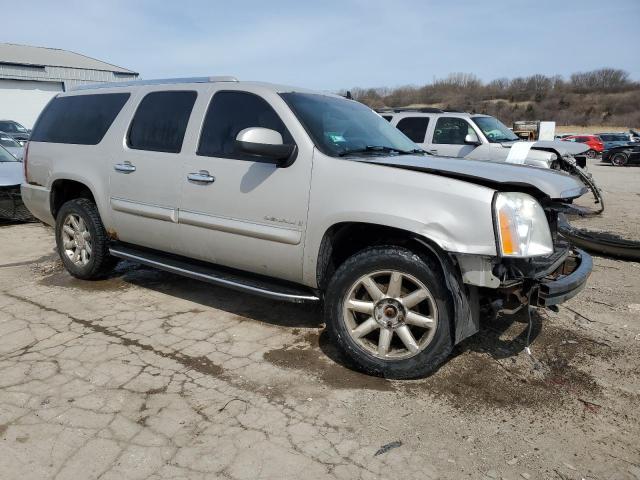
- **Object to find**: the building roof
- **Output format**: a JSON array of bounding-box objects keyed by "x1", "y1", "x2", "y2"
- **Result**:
[{"x1": 0, "y1": 43, "x2": 138, "y2": 75}]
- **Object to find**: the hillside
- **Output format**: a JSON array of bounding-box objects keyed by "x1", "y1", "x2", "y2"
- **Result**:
[{"x1": 347, "y1": 69, "x2": 640, "y2": 128}]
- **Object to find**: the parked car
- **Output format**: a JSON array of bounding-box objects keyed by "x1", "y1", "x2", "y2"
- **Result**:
[
  {"x1": 602, "y1": 144, "x2": 640, "y2": 166},
  {"x1": 560, "y1": 135, "x2": 604, "y2": 158},
  {"x1": 0, "y1": 144, "x2": 31, "y2": 221},
  {"x1": 597, "y1": 133, "x2": 632, "y2": 151},
  {"x1": 379, "y1": 108, "x2": 603, "y2": 210},
  {"x1": 0, "y1": 132, "x2": 25, "y2": 160},
  {"x1": 0, "y1": 120, "x2": 30, "y2": 145},
  {"x1": 21, "y1": 77, "x2": 592, "y2": 379}
]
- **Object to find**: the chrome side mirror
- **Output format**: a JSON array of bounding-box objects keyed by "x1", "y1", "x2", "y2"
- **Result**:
[{"x1": 235, "y1": 127, "x2": 296, "y2": 166}]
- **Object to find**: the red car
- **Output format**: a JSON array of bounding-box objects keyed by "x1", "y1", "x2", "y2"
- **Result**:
[{"x1": 561, "y1": 135, "x2": 604, "y2": 158}]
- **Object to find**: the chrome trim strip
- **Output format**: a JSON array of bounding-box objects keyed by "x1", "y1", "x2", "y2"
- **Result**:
[
  {"x1": 178, "y1": 210, "x2": 301, "y2": 245},
  {"x1": 109, "y1": 248, "x2": 319, "y2": 303},
  {"x1": 110, "y1": 198, "x2": 177, "y2": 222}
]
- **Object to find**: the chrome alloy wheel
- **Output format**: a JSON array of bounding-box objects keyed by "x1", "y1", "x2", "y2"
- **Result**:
[
  {"x1": 342, "y1": 270, "x2": 438, "y2": 360},
  {"x1": 61, "y1": 213, "x2": 92, "y2": 266}
]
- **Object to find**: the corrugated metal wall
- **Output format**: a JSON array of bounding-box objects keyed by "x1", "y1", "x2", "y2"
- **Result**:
[{"x1": 0, "y1": 64, "x2": 138, "y2": 90}]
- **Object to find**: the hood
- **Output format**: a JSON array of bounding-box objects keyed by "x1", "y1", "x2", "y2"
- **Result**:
[
  {"x1": 500, "y1": 140, "x2": 589, "y2": 156},
  {"x1": 359, "y1": 154, "x2": 588, "y2": 200},
  {"x1": 0, "y1": 160, "x2": 24, "y2": 187},
  {"x1": 530, "y1": 140, "x2": 589, "y2": 156}
]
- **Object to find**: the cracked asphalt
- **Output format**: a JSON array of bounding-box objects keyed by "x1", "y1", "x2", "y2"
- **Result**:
[{"x1": 1, "y1": 162, "x2": 639, "y2": 479}]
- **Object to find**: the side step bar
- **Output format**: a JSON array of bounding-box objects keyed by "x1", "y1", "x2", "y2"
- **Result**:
[{"x1": 109, "y1": 244, "x2": 320, "y2": 303}]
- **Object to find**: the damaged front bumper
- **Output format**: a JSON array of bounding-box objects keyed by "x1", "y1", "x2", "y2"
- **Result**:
[{"x1": 534, "y1": 248, "x2": 592, "y2": 307}]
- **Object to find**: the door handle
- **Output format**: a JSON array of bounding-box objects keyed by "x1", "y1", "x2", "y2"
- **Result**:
[
  {"x1": 114, "y1": 162, "x2": 136, "y2": 173},
  {"x1": 428, "y1": 149, "x2": 438, "y2": 155},
  {"x1": 187, "y1": 170, "x2": 215, "y2": 184}
]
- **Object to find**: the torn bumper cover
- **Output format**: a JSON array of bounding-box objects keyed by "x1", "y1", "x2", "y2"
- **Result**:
[{"x1": 535, "y1": 248, "x2": 592, "y2": 307}]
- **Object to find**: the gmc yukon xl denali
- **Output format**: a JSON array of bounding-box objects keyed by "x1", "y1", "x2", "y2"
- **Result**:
[{"x1": 22, "y1": 77, "x2": 592, "y2": 379}]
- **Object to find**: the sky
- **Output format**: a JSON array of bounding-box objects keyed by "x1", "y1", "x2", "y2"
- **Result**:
[{"x1": 2, "y1": 0, "x2": 639, "y2": 91}]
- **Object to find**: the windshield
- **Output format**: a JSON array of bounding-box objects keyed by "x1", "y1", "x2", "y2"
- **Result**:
[
  {"x1": 0, "y1": 121, "x2": 27, "y2": 133},
  {"x1": 0, "y1": 145, "x2": 18, "y2": 162},
  {"x1": 0, "y1": 135, "x2": 20, "y2": 148},
  {"x1": 280, "y1": 93, "x2": 420, "y2": 157},
  {"x1": 472, "y1": 116, "x2": 519, "y2": 143}
]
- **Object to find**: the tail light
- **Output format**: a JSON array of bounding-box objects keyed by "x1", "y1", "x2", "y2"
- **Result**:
[{"x1": 23, "y1": 141, "x2": 29, "y2": 183}]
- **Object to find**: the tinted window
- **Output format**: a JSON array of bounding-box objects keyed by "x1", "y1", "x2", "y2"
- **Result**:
[
  {"x1": 198, "y1": 91, "x2": 293, "y2": 160},
  {"x1": 128, "y1": 91, "x2": 196, "y2": 153},
  {"x1": 396, "y1": 117, "x2": 429, "y2": 143},
  {"x1": 31, "y1": 93, "x2": 130, "y2": 145},
  {"x1": 0, "y1": 121, "x2": 27, "y2": 133},
  {"x1": 433, "y1": 117, "x2": 475, "y2": 145},
  {"x1": 381, "y1": 115, "x2": 393, "y2": 122}
]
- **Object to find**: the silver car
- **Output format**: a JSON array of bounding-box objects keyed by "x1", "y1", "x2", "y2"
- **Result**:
[
  {"x1": 0, "y1": 132, "x2": 25, "y2": 160},
  {"x1": 21, "y1": 77, "x2": 592, "y2": 378}
]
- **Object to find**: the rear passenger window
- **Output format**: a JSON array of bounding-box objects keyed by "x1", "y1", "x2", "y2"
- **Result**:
[
  {"x1": 396, "y1": 117, "x2": 429, "y2": 143},
  {"x1": 128, "y1": 91, "x2": 197, "y2": 153},
  {"x1": 30, "y1": 93, "x2": 130, "y2": 145},
  {"x1": 198, "y1": 91, "x2": 293, "y2": 160}
]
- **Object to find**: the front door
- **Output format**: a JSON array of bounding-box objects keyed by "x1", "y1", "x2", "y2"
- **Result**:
[
  {"x1": 109, "y1": 90, "x2": 197, "y2": 251},
  {"x1": 176, "y1": 89, "x2": 312, "y2": 283},
  {"x1": 427, "y1": 116, "x2": 479, "y2": 158}
]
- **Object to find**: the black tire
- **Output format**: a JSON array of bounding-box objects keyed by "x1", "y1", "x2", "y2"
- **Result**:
[
  {"x1": 586, "y1": 149, "x2": 597, "y2": 159},
  {"x1": 324, "y1": 246, "x2": 453, "y2": 379},
  {"x1": 55, "y1": 198, "x2": 117, "y2": 279},
  {"x1": 610, "y1": 152, "x2": 628, "y2": 167}
]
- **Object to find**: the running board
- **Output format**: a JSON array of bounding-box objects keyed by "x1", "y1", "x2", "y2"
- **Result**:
[{"x1": 109, "y1": 244, "x2": 320, "y2": 303}]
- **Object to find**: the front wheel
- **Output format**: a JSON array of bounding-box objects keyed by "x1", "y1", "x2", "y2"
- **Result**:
[
  {"x1": 611, "y1": 152, "x2": 628, "y2": 167},
  {"x1": 55, "y1": 198, "x2": 117, "y2": 279},
  {"x1": 586, "y1": 149, "x2": 597, "y2": 159},
  {"x1": 324, "y1": 246, "x2": 453, "y2": 379}
]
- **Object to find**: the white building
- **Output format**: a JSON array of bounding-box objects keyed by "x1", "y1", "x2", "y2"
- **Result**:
[{"x1": 0, "y1": 43, "x2": 138, "y2": 128}]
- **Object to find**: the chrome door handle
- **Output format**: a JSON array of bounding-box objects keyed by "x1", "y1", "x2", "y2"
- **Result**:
[
  {"x1": 187, "y1": 170, "x2": 215, "y2": 184},
  {"x1": 428, "y1": 149, "x2": 438, "y2": 155},
  {"x1": 114, "y1": 162, "x2": 136, "y2": 173}
]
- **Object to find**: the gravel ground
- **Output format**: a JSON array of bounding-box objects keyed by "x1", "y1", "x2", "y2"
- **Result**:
[{"x1": 0, "y1": 163, "x2": 639, "y2": 479}]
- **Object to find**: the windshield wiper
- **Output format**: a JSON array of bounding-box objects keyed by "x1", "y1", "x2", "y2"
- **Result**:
[{"x1": 338, "y1": 145, "x2": 424, "y2": 157}]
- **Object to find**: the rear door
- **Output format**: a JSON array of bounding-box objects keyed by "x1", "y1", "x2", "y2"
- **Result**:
[
  {"x1": 108, "y1": 89, "x2": 197, "y2": 252},
  {"x1": 175, "y1": 88, "x2": 313, "y2": 283},
  {"x1": 395, "y1": 116, "x2": 430, "y2": 148}
]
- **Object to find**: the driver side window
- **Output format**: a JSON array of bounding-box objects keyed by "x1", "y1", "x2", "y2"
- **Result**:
[
  {"x1": 198, "y1": 91, "x2": 294, "y2": 160},
  {"x1": 433, "y1": 117, "x2": 474, "y2": 145}
]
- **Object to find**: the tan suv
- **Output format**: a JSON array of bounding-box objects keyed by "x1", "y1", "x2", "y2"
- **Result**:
[{"x1": 22, "y1": 76, "x2": 592, "y2": 378}]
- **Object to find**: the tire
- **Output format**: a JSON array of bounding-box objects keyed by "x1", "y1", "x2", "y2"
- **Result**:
[
  {"x1": 55, "y1": 198, "x2": 117, "y2": 279},
  {"x1": 586, "y1": 149, "x2": 597, "y2": 159},
  {"x1": 610, "y1": 152, "x2": 628, "y2": 167},
  {"x1": 324, "y1": 246, "x2": 453, "y2": 379}
]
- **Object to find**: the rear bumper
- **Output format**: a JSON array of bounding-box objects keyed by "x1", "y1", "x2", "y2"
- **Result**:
[
  {"x1": 20, "y1": 183, "x2": 54, "y2": 225},
  {"x1": 535, "y1": 248, "x2": 592, "y2": 307}
]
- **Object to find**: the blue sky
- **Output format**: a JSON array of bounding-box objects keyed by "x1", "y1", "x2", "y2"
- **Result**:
[{"x1": 3, "y1": 0, "x2": 639, "y2": 90}]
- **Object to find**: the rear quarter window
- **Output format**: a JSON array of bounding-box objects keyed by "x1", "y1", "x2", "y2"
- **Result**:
[{"x1": 30, "y1": 93, "x2": 130, "y2": 145}]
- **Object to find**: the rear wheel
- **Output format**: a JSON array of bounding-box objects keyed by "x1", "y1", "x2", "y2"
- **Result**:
[
  {"x1": 586, "y1": 149, "x2": 597, "y2": 159},
  {"x1": 324, "y1": 246, "x2": 452, "y2": 379},
  {"x1": 55, "y1": 198, "x2": 117, "y2": 279},
  {"x1": 611, "y1": 152, "x2": 628, "y2": 167}
]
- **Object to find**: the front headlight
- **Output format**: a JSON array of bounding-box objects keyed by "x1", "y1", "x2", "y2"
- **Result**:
[{"x1": 494, "y1": 192, "x2": 553, "y2": 257}]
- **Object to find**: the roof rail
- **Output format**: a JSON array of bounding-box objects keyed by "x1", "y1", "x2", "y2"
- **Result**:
[
  {"x1": 376, "y1": 107, "x2": 444, "y2": 114},
  {"x1": 73, "y1": 76, "x2": 239, "y2": 91}
]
